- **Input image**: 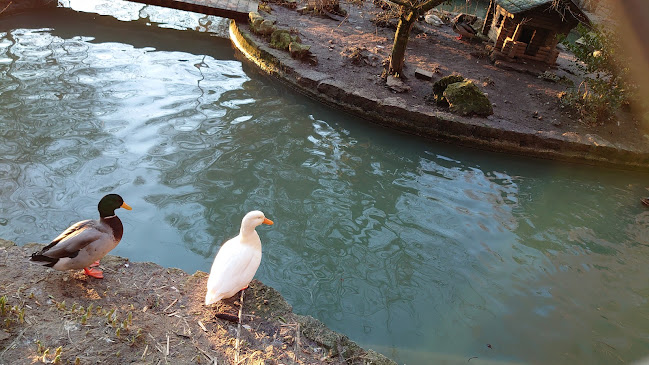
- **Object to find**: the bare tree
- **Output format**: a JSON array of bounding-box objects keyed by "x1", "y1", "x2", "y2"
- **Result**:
[{"x1": 386, "y1": 0, "x2": 447, "y2": 76}]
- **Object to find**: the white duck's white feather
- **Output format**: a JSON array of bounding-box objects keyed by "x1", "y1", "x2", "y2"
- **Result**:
[{"x1": 205, "y1": 210, "x2": 272, "y2": 305}]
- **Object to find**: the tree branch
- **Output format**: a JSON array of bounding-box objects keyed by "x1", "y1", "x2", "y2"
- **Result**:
[
  {"x1": 417, "y1": 0, "x2": 448, "y2": 13},
  {"x1": 387, "y1": 0, "x2": 409, "y2": 8},
  {"x1": 386, "y1": 0, "x2": 445, "y2": 12}
]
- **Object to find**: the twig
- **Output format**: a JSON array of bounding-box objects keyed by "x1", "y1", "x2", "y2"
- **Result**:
[
  {"x1": 198, "y1": 320, "x2": 207, "y2": 332},
  {"x1": 295, "y1": 322, "x2": 300, "y2": 363},
  {"x1": 235, "y1": 355, "x2": 250, "y2": 364},
  {"x1": 0, "y1": 1, "x2": 12, "y2": 15},
  {"x1": 281, "y1": 323, "x2": 301, "y2": 362},
  {"x1": 234, "y1": 289, "x2": 245, "y2": 363},
  {"x1": 149, "y1": 333, "x2": 165, "y2": 354},
  {"x1": 0, "y1": 326, "x2": 28, "y2": 359},
  {"x1": 177, "y1": 315, "x2": 192, "y2": 336},
  {"x1": 166, "y1": 333, "x2": 170, "y2": 356},
  {"x1": 195, "y1": 346, "x2": 217, "y2": 365},
  {"x1": 163, "y1": 299, "x2": 178, "y2": 312},
  {"x1": 336, "y1": 13, "x2": 350, "y2": 28},
  {"x1": 145, "y1": 275, "x2": 156, "y2": 287},
  {"x1": 141, "y1": 344, "x2": 149, "y2": 360}
]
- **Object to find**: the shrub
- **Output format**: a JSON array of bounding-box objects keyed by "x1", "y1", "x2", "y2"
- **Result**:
[{"x1": 561, "y1": 23, "x2": 637, "y2": 125}]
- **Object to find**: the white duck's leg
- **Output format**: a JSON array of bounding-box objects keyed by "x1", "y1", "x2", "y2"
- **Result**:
[{"x1": 235, "y1": 289, "x2": 245, "y2": 363}]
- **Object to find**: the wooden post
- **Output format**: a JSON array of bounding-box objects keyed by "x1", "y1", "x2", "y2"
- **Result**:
[
  {"x1": 511, "y1": 22, "x2": 522, "y2": 42},
  {"x1": 481, "y1": 0, "x2": 495, "y2": 35}
]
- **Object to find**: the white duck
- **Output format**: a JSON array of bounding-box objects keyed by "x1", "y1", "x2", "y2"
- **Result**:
[
  {"x1": 205, "y1": 210, "x2": 274, "y2": 305},
  {"x1": 30, "y1": 194, "x2": 132, "y2": 279}
]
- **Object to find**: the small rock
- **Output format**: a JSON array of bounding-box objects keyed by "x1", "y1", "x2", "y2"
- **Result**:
[
  {"x1": 386, "y1": 76, "x2": 411, "y2": 93},
  {"x1": 414, "y1": 68, "x2": 434, "y2": 81},
  {"x1": 0, "y1": 331, "x2": 10, "y2": 341}
]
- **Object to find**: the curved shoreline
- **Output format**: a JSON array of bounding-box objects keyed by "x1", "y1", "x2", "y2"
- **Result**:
[{"x1": 228, "y1": 19, "x2": 649, "y2": 171}]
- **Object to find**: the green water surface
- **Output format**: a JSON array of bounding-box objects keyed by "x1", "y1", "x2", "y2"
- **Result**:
[{"x1": 1, "y1": 4, "x2": 649, "y2": 364}]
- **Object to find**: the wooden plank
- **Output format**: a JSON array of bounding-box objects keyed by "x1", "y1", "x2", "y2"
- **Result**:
[{"x1": 127, "y1": 0, "x2": 257, "y2": 21}]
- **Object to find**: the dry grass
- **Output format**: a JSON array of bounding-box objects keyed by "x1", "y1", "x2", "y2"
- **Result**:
[{"x1": 0, "y1": 242, "x2": 390, "y2": 364}]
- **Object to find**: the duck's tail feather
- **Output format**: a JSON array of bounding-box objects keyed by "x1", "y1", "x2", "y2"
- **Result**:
[
  {"x1": 205, "y1": 290, "x2": 225, "y2": 306},
  {"x1": 29, "y1": 252, "x2": 58, "y2": 267}
]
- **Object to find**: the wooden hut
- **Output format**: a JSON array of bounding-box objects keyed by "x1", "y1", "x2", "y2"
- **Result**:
[{"x1": 481, "y1": 0, "x2": 590, "y2": 65}]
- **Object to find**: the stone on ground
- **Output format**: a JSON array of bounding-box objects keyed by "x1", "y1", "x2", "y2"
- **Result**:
[
  {"x1": 432, "y1": 74, "x2": 465, "y2": 106},
  {"x1": 443, "y1": 80, "x2": 493, "y2": 116}
]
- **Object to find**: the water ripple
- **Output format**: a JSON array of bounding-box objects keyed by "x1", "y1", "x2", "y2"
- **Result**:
[{"x1": 2, "y1": 7, "x2": 649, "y2": 365}]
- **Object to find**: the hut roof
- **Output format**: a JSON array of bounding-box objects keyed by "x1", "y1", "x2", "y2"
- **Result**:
[
  {"x1": 495, "y1": 0, "x2": 589, "y2": 23},
  {"x1": 495, "y1": 0, "x2": 555, "y2": 13}
]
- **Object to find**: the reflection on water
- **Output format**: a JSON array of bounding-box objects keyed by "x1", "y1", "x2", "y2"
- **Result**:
[{"x1": 2, "y1": 5, "x2": 649, "y2": 365}]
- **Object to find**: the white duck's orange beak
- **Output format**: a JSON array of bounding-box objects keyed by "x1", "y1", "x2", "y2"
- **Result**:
[
  {"x1": 121, "y1": 202, "x2": 132, "y2": 210},
  {"x1": 263, "y1": 218, "x2": 274, "y2": 225}
]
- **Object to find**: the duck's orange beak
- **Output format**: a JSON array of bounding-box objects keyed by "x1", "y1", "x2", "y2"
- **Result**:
[
  {"x1": 121, "y1": 202, "x2": 132, "y2": 210},
  {"x1": 263, "y1": 218, "x2": 274, "y2": 225}
]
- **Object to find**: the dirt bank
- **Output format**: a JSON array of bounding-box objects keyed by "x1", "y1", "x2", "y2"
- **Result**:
[
  {"x1": 229, "y1": 0, "x2": 649, "y2": 169},
  {"x1": 0, "y1": 239, "x2": 394, "y2": 365}
]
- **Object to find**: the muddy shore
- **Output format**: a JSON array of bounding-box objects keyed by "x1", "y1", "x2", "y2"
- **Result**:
[{"x1": 0, "y1": 239, "x2": 395, "y2": 364}]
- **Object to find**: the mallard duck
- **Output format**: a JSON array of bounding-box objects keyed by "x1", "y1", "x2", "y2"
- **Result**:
[
  {"x1": 30, "y1": 194, "x2": 132, "y2": 279},
  {"x1": 452, "y1": 14, "x2": 477, "y2": 40},
  {"x1": 205, "y1": 210, "x2": 274, "y2": 305}
]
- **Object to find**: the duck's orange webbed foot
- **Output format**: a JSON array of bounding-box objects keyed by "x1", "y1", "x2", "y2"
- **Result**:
[
  {"x1": 83, "y1": 267, "x2": 104, "y2": 279},
  {"x1": 90, "y1": 261, "x2": 100, "y2": 268}
]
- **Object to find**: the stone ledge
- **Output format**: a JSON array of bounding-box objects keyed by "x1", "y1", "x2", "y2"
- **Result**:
[{"x1": 229, "y1": 19, "x2": 649, "y2": 170}]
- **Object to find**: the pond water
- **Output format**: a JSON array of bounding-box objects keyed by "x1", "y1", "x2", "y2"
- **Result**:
[
  {"x1": 440, "y1": 0, "x2": 490, "y2": 18},
  {"x1": 2, "y1": 3, "x2": 649, "y2": 365}
]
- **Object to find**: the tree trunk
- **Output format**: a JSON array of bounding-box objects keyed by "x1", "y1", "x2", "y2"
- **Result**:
[
  {"x1": 388, "y1": 10, "x2": 417, "y2": 76},
  {"x1": 385, "y1": 0, "x2": 446, "y2": 77}
]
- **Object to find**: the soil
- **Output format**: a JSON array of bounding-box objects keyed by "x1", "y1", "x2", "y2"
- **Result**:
[
  {"x1": 0, "y1": 240, "x2": 394, "y2": 365},
  {"x1": 255, "y1": 0, "x2": 648, "y2": 153}
]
